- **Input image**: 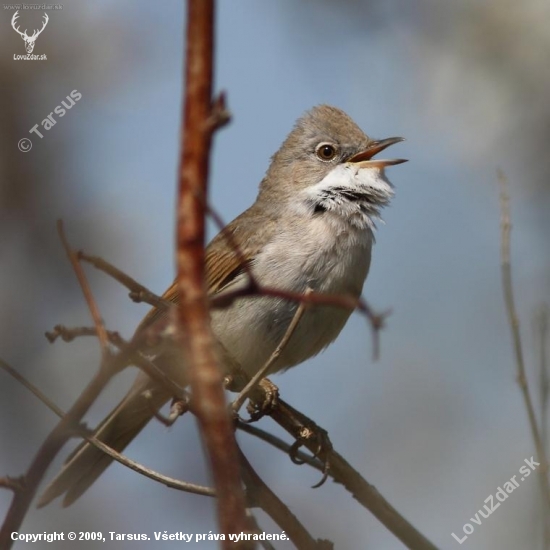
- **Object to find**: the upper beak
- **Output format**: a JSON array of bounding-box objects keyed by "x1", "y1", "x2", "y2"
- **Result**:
[{"x1": 347, "y1": 137, "x2": 407, "y2": 168}]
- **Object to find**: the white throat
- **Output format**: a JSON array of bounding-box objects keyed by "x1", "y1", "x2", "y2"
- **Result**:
[{"x1": 301, "y1": 163, "x2": 394, "y2": 230}]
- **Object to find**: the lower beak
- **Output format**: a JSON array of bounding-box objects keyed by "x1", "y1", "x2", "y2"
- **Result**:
[{"x1": 347, "y1": 137, "x2": 407, "y2": 168}]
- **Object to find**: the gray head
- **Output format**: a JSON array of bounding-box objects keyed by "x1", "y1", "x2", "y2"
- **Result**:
[{"x1": 258, "y1": 105, "x2": 406, "y2": 227}]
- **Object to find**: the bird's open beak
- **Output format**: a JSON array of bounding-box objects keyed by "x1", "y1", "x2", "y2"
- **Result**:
[{"x1": 347, "y1": 137, "x2": 407, "y2": 169}]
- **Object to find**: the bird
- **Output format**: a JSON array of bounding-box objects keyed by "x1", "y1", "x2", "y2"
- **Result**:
[{"x1": 38, "y1": 104, "x2": 406, "y2": 508}]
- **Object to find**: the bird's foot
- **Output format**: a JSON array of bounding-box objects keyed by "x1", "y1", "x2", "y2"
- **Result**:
[
  {"x1": 146, "y1": 390, "x2": 190, "y2": 427},
  {"x1": 245, "y1": 378, "x2": 280, "y2": 422},
  {"x1": 274, "y1": 400, "x2": 333, "y2": 487}
]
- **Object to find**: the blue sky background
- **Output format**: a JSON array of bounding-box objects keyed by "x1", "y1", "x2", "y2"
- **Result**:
[{"x1": 1, "y1": 1, "x2": 549, "y2": 548}]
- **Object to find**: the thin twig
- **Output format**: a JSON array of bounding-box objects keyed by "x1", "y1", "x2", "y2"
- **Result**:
[
  {"x1": 45, "y1": 323, "x2": 189, "y2": 402},
  {"x1": 176, "y1": 0, "x2": 252, "y2": 545},
  {"x1": 0, "y1": 223, "x2": 125, "y2": 549},
  {"x1": 239, "y1": 447, "x2": 333, "y2": 550},
  {"x1": 498, "y1": 170, "x2": 550, "y2": 513},
  {"x1": 87, "y1": 436, "x2": 215, "y2": 496},
  {"x1": 0, "y1": 357, "x2": 215, "y2": 498},
  {"x1": 0, "y1": 477, "x2": 25, "y2": 493},
  {"x1": 78, "y1": 251, "x2": 171, "y2": 310},
  {"x1": 232, "y1": 289, "x2": 311, "y2": 413},
  {"x1": 0, "y1": 358, "x2": 65, "y2": 418},
  {"x1": 211, "y1": 281, "x2": 387, "y2": 360},
  {"x1": 535, "y1": 305, "x2": 550, "y2": 549},
  {"x1": 45, "y1": 325, "x2": 124, "y2": 345},
  {"x1": 0, "y1": 359, "x2": 113, "y2": 548},
  {"x1": 537, "y1": 305, "x2": 549, "y2": 462},
  {"x1": 57, "y1": 221, "x2": 110, "y2": 358},
  {"x1": 236, "y1": 422, "x2": 323, "y2": 471}
]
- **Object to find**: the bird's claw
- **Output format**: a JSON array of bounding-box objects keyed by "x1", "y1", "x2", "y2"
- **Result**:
[{"x1": 289, "y1": 424, "x2": 332, "y2": 488}]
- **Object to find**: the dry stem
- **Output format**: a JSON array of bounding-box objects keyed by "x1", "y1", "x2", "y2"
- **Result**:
[{"x1": 498, "y1": 170, "x2": 550, "y2": 512}]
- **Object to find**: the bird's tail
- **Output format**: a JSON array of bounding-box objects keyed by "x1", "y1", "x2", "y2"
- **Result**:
[{"x1": 37, "y1": 374, "x2": 171, "y2": 508}]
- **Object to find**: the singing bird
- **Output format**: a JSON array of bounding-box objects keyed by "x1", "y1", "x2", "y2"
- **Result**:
[{"x1": 38, "y1": 105, "x2": 405, "y2": 507}]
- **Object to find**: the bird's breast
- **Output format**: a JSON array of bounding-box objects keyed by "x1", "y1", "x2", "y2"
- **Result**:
[{"x1": 211, "y1": 215, "x2": 373, "y2": 378}]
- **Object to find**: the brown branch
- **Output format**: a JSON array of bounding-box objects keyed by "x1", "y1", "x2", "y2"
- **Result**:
[
  {"x1": 247, "y1": 514, "x2": 276, "y2": 550},
  {"x1": 0, "y1": 231, "x2": 188, "y2": 546},
  {"x1": 0, "y1": 357, "x2": 215, "y2": 499},
  {"x1": 237, "y1": 422, "x2": 323, "y2": 471},
  {"x1": 0, "y1": 356, "x2": 113, "y2": 548},
  {"x1": 78, "y1": 251, "x2": 171, "y2": 310},
  {"x1": 0, "y1": 225, "x2": 124, "y2": 549},
  {"x1": 498, "y1": 171, "x2": 550, "y2": 512},
  {"x1": 239, "y1": 447, "x2": 333, "y2": 550},
  {"x1": 45, "y1": 324, "x2": 124, "y2": 345},
  {"x1": 176, "y1": 0, "x2": 251, "y2": 546},
  {"x1": 211, "y1": 281, "x2": 387, "y2": 360},
  {"x1": 45, "y1": 323, "x2": 189, "y2": 402},
  {"x1": 57, "y1": 221, "x2": 110, "y2": 357},
  {"x1": 268, "y1": 399, "x2": 439, "y2": 550},
  {"x1": 242, "y1": 402, "x2": 439, "y2": 549},
  {"x1": 0, "y1": 477, "x2": 25, "y2": 493}
]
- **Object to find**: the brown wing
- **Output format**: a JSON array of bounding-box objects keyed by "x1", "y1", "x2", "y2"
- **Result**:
[{"x1": 135, "y1": 214, "x2": 261, "y2": 334}]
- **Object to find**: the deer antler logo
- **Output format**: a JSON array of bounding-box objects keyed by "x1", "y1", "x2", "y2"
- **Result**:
[{"x1": 11, "y1": 11, "x2": 49, "y2": 54}]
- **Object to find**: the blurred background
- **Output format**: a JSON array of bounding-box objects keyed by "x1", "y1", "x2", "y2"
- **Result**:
[{"x1": 1, "y1": 0, "x2": 549, "y2": 548}]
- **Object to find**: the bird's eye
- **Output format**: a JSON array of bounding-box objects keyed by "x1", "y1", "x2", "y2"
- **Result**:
[{"x1": 315, "y1": 143, "x2": 337, "y2": 161}]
